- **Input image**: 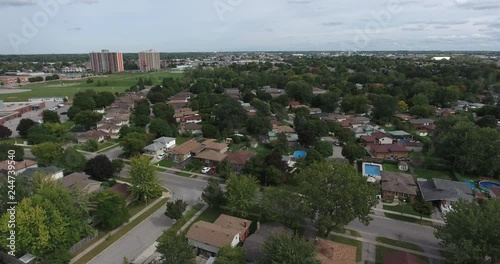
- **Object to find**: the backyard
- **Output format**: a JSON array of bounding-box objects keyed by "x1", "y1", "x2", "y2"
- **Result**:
[
  {"x1": 382, "y1": 163, "x2": 400, "y2": 172},
  {"x1": 0, "y1": 71, "x2": 183, "y2": 102}
]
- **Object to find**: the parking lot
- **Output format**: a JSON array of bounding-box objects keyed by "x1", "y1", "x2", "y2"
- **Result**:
[{"x1": 3, "y1": 102, "x2": 70, "y2": 137}]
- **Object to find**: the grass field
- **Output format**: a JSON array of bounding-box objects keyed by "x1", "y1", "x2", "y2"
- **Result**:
[
  {"x1": 376, "y1": 237, "x2": 424, "y2": 252},
  {"x1": 0, "y1": 71, "x2": 183, "y2": 102},
  {"x1": 414, "y1": 168, "x2": 452, "y2": 180},
  {"x1": 249, "y1": 145, "x2": 272, "y2": 155},
  {"x1": 383, "y1": 163, "x2": 400, "y2": 172},
  {"x1": 383, "y1": 204, "x2": 423, "y2": 217},
  {"x1": 175, "y1": 136, "x2": 190, "y2": 145},
  {"x1": 158, "y1": 159, "x2": 176, "y2": 168}
]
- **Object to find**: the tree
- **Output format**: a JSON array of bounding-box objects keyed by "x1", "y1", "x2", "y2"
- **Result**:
[
  {"x1": 435, "y1": 199, "x2": 500, "y2": 264},
  {"x1": 164, "y1": 199, "x2": 188, "y2": 221},
  {"x1": 341, "y1": 95, "x2": 369, "y2": 114},
  {"x1": 84, "y1": 155, "x2": 114, "y2": 181},
  {"x1": 0, "y1": 125, "x2": 12, "y2": 139},
  {"x1": 0, "y1": 144, "x2": 24, "y2": 161},
  {"x1": 26, "y1": 124, "x2": 58, "y2": 144},
  {"x1": 247, "y1": 116, "x2": 272, "y2": 136},
  {"x1": 214, "y1": 98, "x2": 248, "y2": 131},
  {"x1": 93, "y1": 189, "x2": 129, "y2": 229},
  {"x1": 120, "y1": 132, "x2": 147, "y2": 157},
  {"x1": 215, "y1": 246, "x2": 245, "y2": 264},
  {"x1": 285, "y1": 81, "x2": 313, "y2": 103},
  {"x1": 202, "y1": 124, "x2": 220, "y2": 139},
  {"x1": 259, "y1": 188, "x2": 309, "y2": 231},
  {"x1": 304, "y1": 149, "x2": 323, "y2": 165},
  {"x1": 156, "y1": 232, "x2": 195, "y2": 264},
  {"x1": 341, "y1": 142, "x2": 367, "y2": 163},
  {"x1": 31, "y1": 142, "x2": 63, "y2": 165},
  {"x1": 149, "y1": 119, "x2": 174, "y2": 138},
  {"x1": 216, "y1": 160, "x2": 233, "y2": 179},
  {"x1": 398, "y1": 100, "x2": 409, "y2": 112},
  {"x1": 73, "y1": 90, "x2": 96, "y2": 110},
  {"x1": 298, "y1": 130, "x2": 316, "y2": 147},
  {"x1": 313, "y1": 141, "x2": 333, "y2": 158},
  {"x1": 201, "y1": 178, "x2": 226, "y2": 208},
  {"x1": 67, "y1": 106, "x2": 82, "y2": 120},
  {"x1": 128, "y1": 156, "x2": 163, "y2": 203},
  {"x1": 112, "y1": 159, "x2": 125, "y2": 175},
  {"x1": 16, "y1": 118, "x2": 36, "y2": 137},
  {"x1": 272, "y1": 133, "x2": 289, "y2": 154},
  {"x1": 42, "y1": 110, "x2": 60, "y2": 124},
  {"x1": 57, "y1": 147, "x2": 87, "y2": 173},
  {"x1": 226, "y1": 174, "x2": 259, "y2": 218},
  {"x1": 133, "y1": 115, "x2": 151, "y2": 128},
  {"x1": 298, "y1": 161, "x2": 377, "y2": 235},
  {"x1": 0, "y1": 176, "x2": 34, "y2": 213},
  {"x1": 476, "y1": 115, "x2": 497, "y2": 128},
  {"x1": 412, "y1": 196, "x2": 433, "y2": 219},
  {"x1": 85, "y1": 139, "x2": 99, "y2": 152},
  {"x1": 261, "y1": 232, "x2": 320, "y2": 264},
  {"x1": 373, "y1": 94, "x2": 398, "y2": 121},
  {"x1": 152, "y1": 103, "x2": 175, "y2": 122},
  {"x1": 74, "y1": 110, "x2": 103, "y2": 130},
  {"x1": 410, "y1": 105, "x2": 434, "y2": 118}
]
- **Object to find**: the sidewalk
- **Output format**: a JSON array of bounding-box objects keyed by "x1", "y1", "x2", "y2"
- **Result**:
[
  {"x1": 331, "y1": 232, "x2": 445, "y2": 261},
  {"x1": 70, "y1": 191, "x2": 171, "y2": 264},
  {"x1": 132, "y1": 204, "x2": 208, "y2": 264},
  {"x1": 372, "y1": 208, "x2": 445, "y2": 224}
]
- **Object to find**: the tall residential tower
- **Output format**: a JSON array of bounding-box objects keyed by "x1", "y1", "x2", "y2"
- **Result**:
[
  {"x1": 138, "y1": 50, "x2": 161, "y2": 72},
  {"x1": 89, "y1": 50, "x2": 124, "y2": 73}
]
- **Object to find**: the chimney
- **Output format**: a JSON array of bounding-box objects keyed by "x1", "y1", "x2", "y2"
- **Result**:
[
  {"x1": 257, "y1": 221, "x2": 260, "y2": 230},
  {"x1": 243, "y1": 220, "x2": 247, "y2": 228}
]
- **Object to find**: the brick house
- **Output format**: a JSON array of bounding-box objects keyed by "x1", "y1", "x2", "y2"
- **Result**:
[
  {"x1": 380, "y1": 171, "x2": 418, "y2": 202},
  {"x1": 369, "y1": 143, "x2": 409, "y2": 159}
]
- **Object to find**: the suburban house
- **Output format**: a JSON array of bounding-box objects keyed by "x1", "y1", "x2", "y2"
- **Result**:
[
  {"x1": 288, "y1": 101, "x2": 301, "y2": 107},
  {"x1": 314, "y1": 237, "x2": 357, "y2": 264},
  {"x1": 309, "y1": 108, "x2": 322, "y2": 115},
  {"x1": 98, "y1": 124, "x2": 121, "y2": 138},
  {"x1": 351, "y1": 116, "x2": 371, "y2": 124},
  {"x1": 320, "y1": 114, "x2": 352, "y2": 123},
  {"x1": 143, "y1": 142, "x2": 166, "y2": 156},
  {"x1": 272, "y1": 124, "x2": 295, "y2": 134},
  {"x1": 194, "y1": 150, "x2": 228, "y2": 165},
  {"x1": 167, "y1": 99, "x2": 189, "y2": 109},
  {"x1": 109, "y1": 183, "x2": 133, "y2": 205},
  {"x1": 403, "y1": 141, "x2": 424, "y2": 152},
  {"x1": 351, "y1": 124, "x2": 379, "y2": 138},
  {"x1": 339, "y1": 119, "x2": 362, "y2": 128},
  {"x1": 62, "y1": 172, "x2": 101, "y2": 193},
  {"x1": 169, "y1": 140, "x2": 205, "y2": 162},
  {"x1": 224, "y1": 88, "x2": 240, "y2": 99},
  {"x1": 225, "y1": 150, "x2": 257, "y2": 171},
  {"x1": 183, "y1": 116, "x2": 203, "y2": 124},
  {"x1": 154, "y1": 137, "x2": 176, "y2": 150},
  {"x1": 263, "y1": 86, "x2": 284, "y2": 98},
  {"x1": 174, "y1": 108, "x2": 199, "y2": 123},
  {"x1": 77, "y1": 130, "x2": 109, "y2": 144},
  {"x1": 19, "y1": 166, "x2": 64, "y2": 180},
  {"x1": 361, "y1": 131, "x2": 394, "y2": 146},
  {"x1": 178, "y1": 123, "x2": 203, "y2": 135},
  {"x1": 417, "y1": 178, "x2": 474, "y2": 213},
  {"x1": 242, "y1": 224, "x2": 288, "y2": 263},
  {"x1": 394, "y1": 113, "x2": 413, "y2": 121},
  {"x1": 409, "y1": 118, "x2": 436, "y2": 134},
  {"x1": 312, "y1": 87, "x2": 327, "y2": 95},
  {"x1": 0, "y1": 160, "x2": 38, "y2": 177},
  {"x1": 186, "y1": 214, "x2": 251, "y2": 256},
  {"x1": 202, "y1": 139, "x2": 228, "y2": 154},
  {"x1": 383, "y1": 252, "x2": 426, "y2": 264},
  {"x1": 369, "y1": 143, "x2": 409, "y2": 159},
  {"x1": 380, "y1": 171, "x2": 418, "y2": 202}
]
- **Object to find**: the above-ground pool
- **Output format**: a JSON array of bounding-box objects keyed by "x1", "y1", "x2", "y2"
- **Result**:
[
  {"x1": 363, "y1": 163, "x2": 382, "y2": 177},
  {"x1": 479, "y1": 181, "x2": 500, "y2": 191},
  {"x1": 293, "y1": 150, "x2": 307, "y2": 159}
]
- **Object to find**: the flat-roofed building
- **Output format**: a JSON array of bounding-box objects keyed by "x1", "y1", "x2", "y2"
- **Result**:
[{"x1": 138, "y1": 50, "x2": 161, "y2": 72}]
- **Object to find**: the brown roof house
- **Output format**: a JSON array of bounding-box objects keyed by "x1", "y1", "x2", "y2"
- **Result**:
[
  {"x1": 178, "y1": 123, "x2": 203, "y2": 135},
  {"x1": 381, "y1": 171, "x2": 418, "y2": 202},
  {"x1": 383, "y1": 252, "x2": 426, "y2": 264},
  {"x1": 0, "y1": 160, "x2": 38, "y2": 177},
  {"x1": 186, "y1": 214, "x2": 251, "y2": 256},
  {"x1": 195, "y1": 150, "x2": 228, "y2": 165},
  {"x1": 202, "y1": 139, "x2": 228, "y2": 154},
  {"x1": 169, "y1": 140, "x2": 205, "y2": 162},
  {"x1": 109, "y1": 183, "x2": 133, "y2": 205},
  {"x1": 77, "y1": 130, "x2": 109, "y2": 144},
  {"x1": 315, "y1": 238, "x2": 357, "y2": 264},
  {"x1": 369, "y1": 143, "x2": 409, "y2": 159},
  {"x1": 226, "y1": 150, "x2": 257, "y2": 171},
  {"x1": 62, "y1": 172, "x2": 101, "y2": 194}
]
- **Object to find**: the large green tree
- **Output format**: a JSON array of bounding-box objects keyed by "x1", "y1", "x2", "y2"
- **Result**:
[
  {"x1": 0, "y1": 144, "x2": 24, "y2": 161},
  {"x1": 201, "y1": 177, "x2": 226, "y2": 208},
  {"x1": 156, "y1": 232, "x2": 195, "y2": 264},
  {"x1": 298, "y1": 161, "x2": 377, "y2": 235},
  {"x1": 261, "y1": 232, "x2": 320, "y2": 264},
  {"x1": 435, "y1": 199, "x2": 500, "y2": 264},
  {"x1": 247, "y1": 116, "x2": 272, "y2": 136},
  {"x1": 259, "y1": 188, "x2": 309, "y2": 231},
  {"x1": 120, "y1": 132, "x2": 148, "y2": 157},
  {"x1": 313, "y1": 141, "x2": 333, "y2": 158},
  {"x1": 31, "y1": 142, "x2": 63, "y2": 165},
  {"x1": 16, "y1": 118, "x2": 36, "y2": 137},
  {"x1": 73, "y1": 110, "x2": 103, "y2": 130},
  {"x1": 42, "y1": 110, "x2": 60, "y2": 124},
  {"x1": 373, "y1": 94, "x2": 398, "y2": 121},
  {"x1": 57, "y1": 147, "x2": 87, "y2": 173},
  {"x1": 84, "y1": 155, "x2": 114, "y2": 181},
  {"x1": 285, "y1": 81, "x2": 313, "y2": 103},
  {"x1": 215, "y1": 246, "x2": 245, "y2": 264},
  {"x1": 149, "y1": 119, "x2": 174, "y2": 138},
  {"x1": 226, "y1": 174, "x2": 259, "y2": 218},
  {"x1": 341, "y1": 142, "x2": 367, "y2": 163},
  {"x1": 164, "y1": 199, "x2": 188, "y2": 221},
  {"x1": 93, "y1": 189, "x2": 129, "y2": 229},
  {"x1": 128, "y1": 156, "x2": 163, "y2": 203}
]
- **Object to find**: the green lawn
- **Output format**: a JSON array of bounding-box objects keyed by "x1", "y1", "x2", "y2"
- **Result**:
[
  {"x1": 61, "y1": 121, "x2": 75, "y2": 131},
  {"x1": 376, "y1": 237, "x2": 424, "y2": 252},
  {"x1": 97, "y1": 141, "x2": 119, "y2": 151},
  {"x1": 176, "y1": 171, "x2": 192, "y2": 177},
  {"x1": 0, "y1": 71, "x2": 183, "y2": 102},
  {"x1": 383, "y1": 163, "x2": 400, "y2": 172},
  {"x1": 0, "y1": 137, "x2": 24, "y2": 145},
  {"x1": 384, "y1": 212, "x2": 434, "y2": 226},
  {"x1": 328, "y1": 234, "x2": 363, "y2": 262},
  {"x1": 249, "y1": 145, "x2": 272, "y2": 155},
  {"x1": 73, "y1": 197, "x2": 168, "y2": 264},
  {"x1": 375, "y1": 245, "x2": 429, "y2": 264},
  {"x1": 229, "y1": 143, "x2": 244, "y2": 152},
  {"x1": 158, "y1": 159, "x2": 176, "y2": 168},
  {"x1": 176, "y1": 136, "x2": 190, "y2": 145},
  {"x1": 383, "y1": 204, "x2": 423, "y2": 217},
  {"x1": 414, "y1": 168, "x2": 452, "y2": 180}
]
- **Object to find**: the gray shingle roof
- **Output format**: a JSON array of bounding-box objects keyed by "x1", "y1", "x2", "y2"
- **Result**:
[
  {"x1": 381, "y1": 171, "x2": 418, "y2": 196},
  {"x1": 144, "y1": 142, "x2": 164, "y2": 152},
  {"x1": 242, "y1": 224, "x2": 288, "y2": 263},
  {"x1": 153, "y1": 137, "x2": 175, "y2": 145},
  {"x1": 417, "y1": 178, "x2": 473, "y2": 202}
]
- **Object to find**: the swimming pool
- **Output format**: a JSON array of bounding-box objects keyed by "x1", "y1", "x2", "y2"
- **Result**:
[
  {"x1": 293, "y1": 150, "x2": 307, "y2": 159},
  {"x1": 479, "y1": 181, "x2": 500, "y2": 191},
  {"x1": 364, "y1": 164, "x2": 382, "y2": 177}
]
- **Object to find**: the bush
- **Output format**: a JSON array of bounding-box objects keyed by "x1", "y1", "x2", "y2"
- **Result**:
[
  {"x1": 108, "y1": 179, "x2": 117, "y2": 187},
  {"x1": 101, "y1": 182, "x2": 110, "y2": 187},
  {"x1": 231, "y1": 135, "x2": 242, "y2": 144}
]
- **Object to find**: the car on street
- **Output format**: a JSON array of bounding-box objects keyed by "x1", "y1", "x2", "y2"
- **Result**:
[{"x1": 201, "y1": 167, "x2": 211, "y2": 174}]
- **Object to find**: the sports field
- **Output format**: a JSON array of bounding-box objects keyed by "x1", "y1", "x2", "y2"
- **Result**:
[{"x1": 0, "y1": 71, "x2": 184, "y2": 102}]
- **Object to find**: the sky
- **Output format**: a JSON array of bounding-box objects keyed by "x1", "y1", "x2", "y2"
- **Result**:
[{"x1": 0, "y1": 0, "x2": 500, "y2": 54}]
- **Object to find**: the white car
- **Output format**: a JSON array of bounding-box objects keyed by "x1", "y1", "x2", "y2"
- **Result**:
[
  {"x1": 157, "y1": 153, "x2": 166, "y2": 160},
  {"x1": 201, "y1": 167, "x2": 211, "y2": 174}
]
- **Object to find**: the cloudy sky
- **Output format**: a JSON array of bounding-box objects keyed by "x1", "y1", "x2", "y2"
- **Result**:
[{"x1": 1, "y1": 0, "x2": 499, "y2": 54}]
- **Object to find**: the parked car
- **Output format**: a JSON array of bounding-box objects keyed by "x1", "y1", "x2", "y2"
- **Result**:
[
  {"x1": 201, "y1": 167, "x2": 211, "y2": 174},
  {"x1": 157, "y1": 153, "x2": 166, "y2": 160}
]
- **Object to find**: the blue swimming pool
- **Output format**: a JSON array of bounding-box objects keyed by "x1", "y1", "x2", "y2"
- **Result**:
[
  {"x1": 293, "y1": 150, "x2": 307, "y2": 159},
  {"x1": 364, "y1": 164, "x2": 381, "y2": 177},
  {"x1": 479, "y1": 181, "x2": 500, "y2": 191}
]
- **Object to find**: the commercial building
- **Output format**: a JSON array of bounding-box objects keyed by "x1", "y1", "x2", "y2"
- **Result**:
[
  {"x1": 138, "y1": 50, "x2": 161, "y2": 72},
  {"x1": 89, "y1": 50, "x2": 124, "y2": 73}
]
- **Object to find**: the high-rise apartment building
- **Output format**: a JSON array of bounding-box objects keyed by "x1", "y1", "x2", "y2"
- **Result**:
[
  {"x1": 89, "y1": 50, "x2": 124, "y2": 73},
  {"x1": 138, "y1": 50, "x2": 161, "y2": 72}
]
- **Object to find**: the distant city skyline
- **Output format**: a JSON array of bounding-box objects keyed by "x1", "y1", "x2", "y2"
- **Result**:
[{"x1": 1, "y1": 0, "x2": 500, "y2": 54}]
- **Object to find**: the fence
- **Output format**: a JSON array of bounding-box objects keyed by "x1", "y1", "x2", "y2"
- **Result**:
[{"x1": 69, "y1": 230, "x2": 99, "y2": 254}]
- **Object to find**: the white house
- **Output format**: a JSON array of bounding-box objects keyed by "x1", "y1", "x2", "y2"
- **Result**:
[{"x1": 153, "y1": 137, "x2": 176, "y2": 150}]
